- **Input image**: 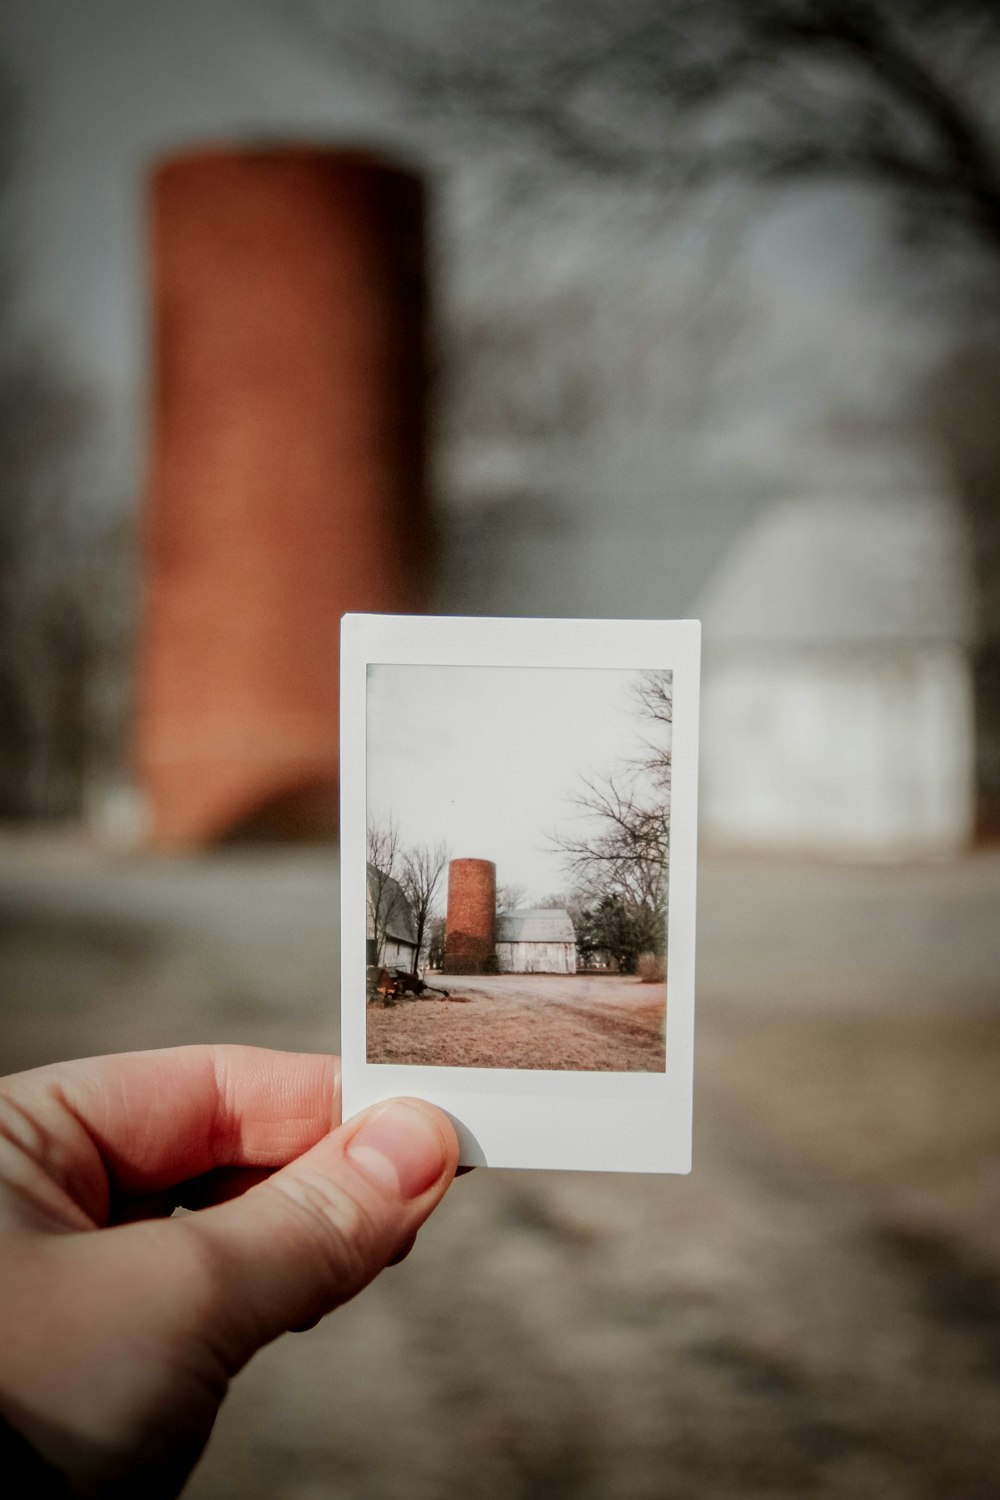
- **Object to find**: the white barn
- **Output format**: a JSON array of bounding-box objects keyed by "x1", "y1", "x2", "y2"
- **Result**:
[
  {"x1": 366, "y1": 865, "x2": 419, "y2": 970},
  {"x1": 495, "y1": 909, "x2": 577, "y2": 974}
]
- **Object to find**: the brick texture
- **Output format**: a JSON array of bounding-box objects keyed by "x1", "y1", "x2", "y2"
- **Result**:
[
  {"x1": 136, "y1": 146, "x2": 428, "y2": 846},
  {"x1": 444, "y1": 859, "x2": 497, "y2": 974}
]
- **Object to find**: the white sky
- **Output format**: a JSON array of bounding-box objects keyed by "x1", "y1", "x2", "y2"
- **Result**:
[{"x1": 367, "y1": 665, "x2": 660, "y2": 896}]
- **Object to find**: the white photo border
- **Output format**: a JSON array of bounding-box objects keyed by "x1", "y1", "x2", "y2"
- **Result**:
[{"x1": 341, "y1": 614, "x2": 700, "y2": 1173}]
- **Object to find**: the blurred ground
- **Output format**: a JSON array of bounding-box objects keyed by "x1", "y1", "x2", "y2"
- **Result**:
[
  {"x1": 367, "y1": 972, "x2": 666, "y2": 1071},
  {"x1": 2, "y1": 833, "x2": 1000, "y2": 1499}
]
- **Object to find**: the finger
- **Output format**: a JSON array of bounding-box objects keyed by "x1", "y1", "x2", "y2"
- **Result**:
[
  {"x1": 177, "y1": 1098, "x2": 458, "y2": 1366},
  {"x1": 1, "y1": 1047, "x2": 340, "y2": 1223}
]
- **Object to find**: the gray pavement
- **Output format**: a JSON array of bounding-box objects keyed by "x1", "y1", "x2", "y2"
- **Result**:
[{"x1": 1, "y1": 835, "x2": 999, "y2": 1499}]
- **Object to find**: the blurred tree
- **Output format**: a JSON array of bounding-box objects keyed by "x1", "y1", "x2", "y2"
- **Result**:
[
  {"x1": 918, "y1": 339, "x2": 1000, "y2": 834},
  {"x1": 0, "y1": 358, "x2": 92, "y2": 816},
  {"x1": 299, "y1": 0, "x2": 1000, "y2": 827},
  {"x1": 0, "y1": 79, "x2": 107, "y2": 820},
  {"x1": 298, "y1": 0, "x2": 1000, "y2": 256}
]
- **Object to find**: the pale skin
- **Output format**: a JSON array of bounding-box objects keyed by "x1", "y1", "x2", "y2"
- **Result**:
[{"x1": 0, "y1": 1046, "x2": 459, "y2": 1496}]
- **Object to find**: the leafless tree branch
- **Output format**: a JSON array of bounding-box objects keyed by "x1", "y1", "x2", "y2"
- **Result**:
[
  {"x1": 366, "y1": 815, "x2": 401, "y2": 962},
  {"x1": 399, "y1": 839, "x2": 450, "y2": 968}
]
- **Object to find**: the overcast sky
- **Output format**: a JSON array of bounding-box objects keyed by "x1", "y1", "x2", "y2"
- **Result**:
[{"x1": 367, "y1": 665, "x2": 663, "y2": 896}]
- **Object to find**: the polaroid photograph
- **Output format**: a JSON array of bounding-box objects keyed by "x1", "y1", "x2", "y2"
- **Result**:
[{"x1": 340, "y1": 615, "x2": 700, "y2": 1173}]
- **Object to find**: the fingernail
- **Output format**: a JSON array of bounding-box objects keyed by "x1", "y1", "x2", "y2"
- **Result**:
[{"x1": 346, "y1": 1102, "x2": 447, "y2": 1200}]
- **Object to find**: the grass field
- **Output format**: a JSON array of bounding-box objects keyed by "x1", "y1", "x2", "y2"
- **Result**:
[{"x1": 366, "y1": 972, "x2": 666, "y2": 1070}]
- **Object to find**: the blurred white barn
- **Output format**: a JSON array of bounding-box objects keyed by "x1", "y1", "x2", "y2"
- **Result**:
[
  {"x1": 439, "y1": 274, "x2": 976, "y2": 861},
  {"x1": 699, "y1": 491, "x2": 974, "y2": 858}
]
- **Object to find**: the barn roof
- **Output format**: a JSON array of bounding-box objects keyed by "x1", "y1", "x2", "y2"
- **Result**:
[
  {"x1": 367, "y1": 865, "x2": 417, "y2": 946},
  {"x1": 496, "y1": 908, "x2": 576, "y2": 944}
]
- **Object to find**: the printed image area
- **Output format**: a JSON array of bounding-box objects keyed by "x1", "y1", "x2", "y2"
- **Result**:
[{"x1": 366, "y1": 664, "x2": 671, "y2": 1071}]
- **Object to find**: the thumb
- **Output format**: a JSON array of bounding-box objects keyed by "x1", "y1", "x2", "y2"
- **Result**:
[{"x1": 178, "y1": 1097, "x2": 459, "y2": 1369}]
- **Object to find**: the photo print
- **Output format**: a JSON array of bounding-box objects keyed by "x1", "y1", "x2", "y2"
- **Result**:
[
  {"x1": 340, "y1": 615, "x2": 700, "y2": 1173},
  {"x1": 365, "y1": 664, "x2": 671, "y2": 1073}
]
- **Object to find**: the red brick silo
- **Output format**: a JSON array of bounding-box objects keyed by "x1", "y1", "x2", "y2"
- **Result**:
[
  {"x1": 444, "y1": 859, "x2": 497, "y2": 974},
  {"x1": 136, "y1": 146, "x2": 428, "y2": 846}
]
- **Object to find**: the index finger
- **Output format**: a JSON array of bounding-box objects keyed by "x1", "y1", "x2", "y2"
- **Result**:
[{"x1": 1, "y1": 1046, "x2": 340, "y2": 1221}]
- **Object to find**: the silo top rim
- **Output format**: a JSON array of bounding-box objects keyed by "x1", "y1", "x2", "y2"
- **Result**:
[{"x1": 150, "y1": 143, "x2": 422, "y2": 183}]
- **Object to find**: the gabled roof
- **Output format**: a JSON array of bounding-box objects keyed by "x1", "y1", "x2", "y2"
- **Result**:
[
  {"x1": 367, "y1": 864, "x2": 417, "y2": 946},
  {"x1": 496, "y1": 908, "x2": 576, "y2": 944}
]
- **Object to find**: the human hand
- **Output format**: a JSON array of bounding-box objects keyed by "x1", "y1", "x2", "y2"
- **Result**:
[{"x1": 0, "y1": 1045, "x2": 458, "y2": 1496}]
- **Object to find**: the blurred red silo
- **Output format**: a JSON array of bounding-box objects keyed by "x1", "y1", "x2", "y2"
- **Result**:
[
  {"x1": 136, "y1": 146, "x2": 428, "y2": 846},
  {"x1": 445, "y1": 859, "x2": 497, "y2": 973}
]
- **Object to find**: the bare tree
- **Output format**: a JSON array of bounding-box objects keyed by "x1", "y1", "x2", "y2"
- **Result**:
[
  {"x1": 631, "y1": 669, "x2": 673, "y2": 798},
  {"x1": 557, "y1": 773, "x2": 669, "y2": 908},
  {"x1": 399, "y1": 839, "x2": 450, "y2": 970},
  {"x1": 533, "y1": 889, "x2": 586, "y2": 922},
  {"x1": 551, "y1": 670, "x2": 671, "y2": 960},
  {"x1": 426, "y1": 914, "x2": 447, "y2": 971},
  {"x1": 496, "y1": 882, "x2": 528, "y2": 915},
  {"x1": 366, "y1": 815, "x2": 401, "y2": 963}
]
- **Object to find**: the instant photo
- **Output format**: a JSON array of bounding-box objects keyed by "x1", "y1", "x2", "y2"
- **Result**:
[
  {"x1": 366, "y1": 664, "x2": 670, "y2": 1072},
  {"x1": 341, "y1": 615, "x2": 700, "y2": 1173}
]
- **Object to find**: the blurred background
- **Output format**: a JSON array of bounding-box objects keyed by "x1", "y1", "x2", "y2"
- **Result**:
[{"x1": 1, "y1": 1, "x2": 999, "y2": 1495}]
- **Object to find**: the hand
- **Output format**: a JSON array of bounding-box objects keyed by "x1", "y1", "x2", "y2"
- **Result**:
[{"x1": 0, "y1": 1046, "x2": 458, "y2": 1496}]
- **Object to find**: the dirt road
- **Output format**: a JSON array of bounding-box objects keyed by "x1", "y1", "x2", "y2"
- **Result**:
[
  {"x1": 367, "y1": 972, "x2": 666, "y2": 1070},
  {"x1": 2, "y1": 837, "x2": 999, "y2": 1499}
]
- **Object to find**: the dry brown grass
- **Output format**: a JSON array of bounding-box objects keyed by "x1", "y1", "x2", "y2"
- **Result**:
[
  {"x1": 366, "y1": 972, "x2": 666, "y2": 1071},
  {"x1": 637, "y1": 951, "x2": 665, "y2": 983}
]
